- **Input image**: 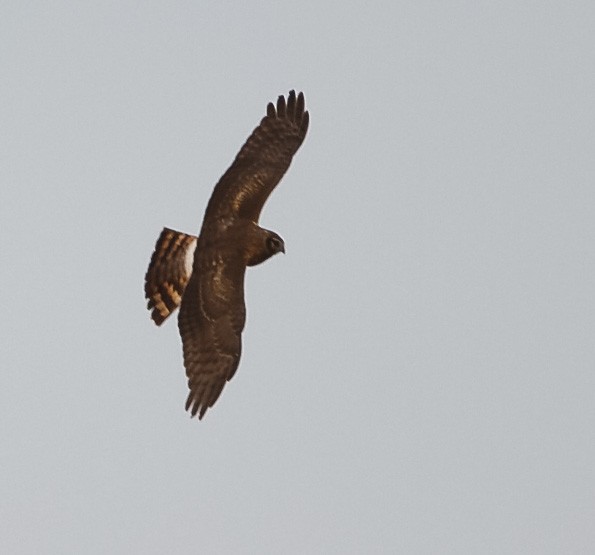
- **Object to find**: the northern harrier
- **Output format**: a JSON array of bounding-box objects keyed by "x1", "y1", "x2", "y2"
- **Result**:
[{"x1": 145, "y1": 91, "x2": 309, "y2": 419}]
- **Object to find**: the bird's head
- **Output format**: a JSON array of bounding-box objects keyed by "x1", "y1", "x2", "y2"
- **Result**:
[
  {"x1": 265, "y1": 231, "x2": 285, "y2": 256},
  {"x1": 246, "y1": 227, "x2": 285, "y2": 266}
]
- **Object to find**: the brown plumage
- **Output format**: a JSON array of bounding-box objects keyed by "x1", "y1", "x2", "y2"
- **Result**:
[{"x1": 145, "y1": 91, "x2": 309, "y2": 419}]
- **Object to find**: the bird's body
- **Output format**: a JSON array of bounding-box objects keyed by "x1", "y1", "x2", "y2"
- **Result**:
[{"x1": 145, "y1": 91, "x2": 309, "y2": 418}]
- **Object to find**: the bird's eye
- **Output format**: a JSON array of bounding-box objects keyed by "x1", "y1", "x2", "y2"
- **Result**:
[{"x1": 267, "y1": 236, "x2": 282, "y2": 252}]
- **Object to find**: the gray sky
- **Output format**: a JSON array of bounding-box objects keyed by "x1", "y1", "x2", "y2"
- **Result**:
[{"x1": 2, "y1": 1, "x2": 595, "y2": 553}]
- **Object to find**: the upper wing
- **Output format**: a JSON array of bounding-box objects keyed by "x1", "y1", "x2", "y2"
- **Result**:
[
  {"x1": 203, "y1": 90, "x2": 309, "y2": 224},
  {"x1": 145, "y1": 228, "x2": 197, "y2": 325},
  {"x1": 177, "y1": 247, "x2": 247, "y2": 419}
]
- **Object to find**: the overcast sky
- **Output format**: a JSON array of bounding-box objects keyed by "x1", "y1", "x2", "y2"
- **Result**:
[{"x1": 2, "y1": 2, "x2": 595, "y2": 553}]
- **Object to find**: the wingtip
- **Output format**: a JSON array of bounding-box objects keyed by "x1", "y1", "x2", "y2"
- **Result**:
[
  {"x1": 301, "y1": 110, "x2": 309, "y2": 135},
  {"x1": 270, "y1": 90, "x2": 308, "y2": 133},
  {"x1": 295, "y1": 91, "x2": 305, "y2": 118},
  {"x1": 185, "y1": 391, "x2": 212, "y2": 420},
  {"x1": 276, "y1": 93, "x2": 287, "y2": 117}
]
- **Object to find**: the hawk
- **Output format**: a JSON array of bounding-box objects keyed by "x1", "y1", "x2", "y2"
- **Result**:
[{"x1": 145, "y1": 91, "x2": 309, "y2": 419}]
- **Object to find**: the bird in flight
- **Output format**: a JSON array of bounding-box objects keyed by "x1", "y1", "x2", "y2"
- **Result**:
[{"x1": 144, "y1": 90, "x2": 309, "y2": 419}]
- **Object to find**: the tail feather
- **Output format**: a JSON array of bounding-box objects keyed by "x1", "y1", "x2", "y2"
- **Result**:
[{"x1": 145, "y1": 227, "x2": 197, "y2": 325}]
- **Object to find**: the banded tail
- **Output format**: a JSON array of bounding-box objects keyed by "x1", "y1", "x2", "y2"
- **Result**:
[{"x1": 145, "y1": 227, "x2": 197, "y2": 325}]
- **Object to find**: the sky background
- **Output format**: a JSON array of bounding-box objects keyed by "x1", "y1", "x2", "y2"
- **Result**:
[{"x1": 2, "y1": 1, "x2": 595, "y2": 553}]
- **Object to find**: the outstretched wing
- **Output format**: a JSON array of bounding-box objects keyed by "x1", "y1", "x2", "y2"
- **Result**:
[
  {"x1": 177, "y1": 245, "x2": 247, "y2": 419},
  {"x1": 203, "y1": 90, "x2": 309, "y2": 224},
  {"x1": 145, "y1": 228, "x2": 197, "y2": 325}
]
